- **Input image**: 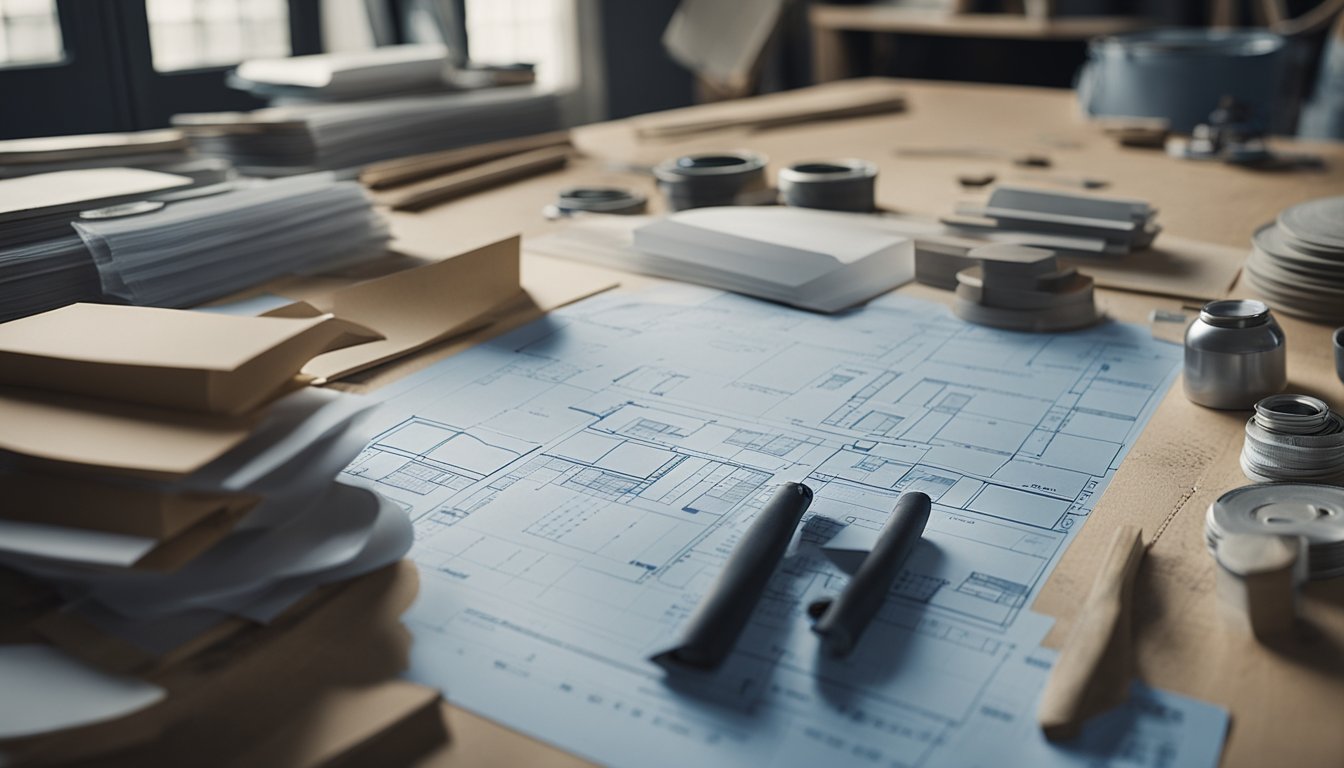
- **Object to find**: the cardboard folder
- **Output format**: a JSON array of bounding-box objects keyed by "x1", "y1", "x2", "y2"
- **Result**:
[
  {"x1": 0, "y1": 387, "x2": 259, "y2": 478},
  {"x1": 265, "y1": 236, "x2": 524, "y2": 382},
  {"x1": 0, "y1": 303, "x2": 381, "y2": 415},
  {"x1": 0, "y1": 472, "x2": 258, "y2": 539}
]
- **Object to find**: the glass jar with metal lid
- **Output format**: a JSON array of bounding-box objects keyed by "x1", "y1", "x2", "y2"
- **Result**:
[{"x1": 1184, "y1": 299, "x2": 1286, "y2": 409}]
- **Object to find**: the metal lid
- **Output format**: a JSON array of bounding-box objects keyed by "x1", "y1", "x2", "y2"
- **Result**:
[
  {"x1": 553, "y1": 186, "x2": 646, "y2": 214},
  {"x1": 1199, "y1": 299, "x2": 1270, "y2": 329},
  {"x1": 779, "y1": 159, "x2": 877, "y2": 184},
  {"x1": 653, "y1": 151, "x2": 767, "y2": 181}
]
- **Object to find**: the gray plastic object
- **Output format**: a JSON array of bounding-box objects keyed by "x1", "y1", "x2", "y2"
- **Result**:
[
  {"x1": 650, "y1": 482, "x2": 812, "y2": 671},
  {"x1": 1077, "y1": 29, "x2": 1287, "y2": 133},
  {"x1": 812, "y1": 491, "x2": 930, "y2": 656}
]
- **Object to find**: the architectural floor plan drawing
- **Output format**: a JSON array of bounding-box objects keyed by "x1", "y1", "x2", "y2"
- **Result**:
[{"x1": 342, "y1": 286, "x2": 1228, "y2": 768}]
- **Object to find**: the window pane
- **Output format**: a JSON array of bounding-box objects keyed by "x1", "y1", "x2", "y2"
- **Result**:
[
  {"x1": 147, "y1": 0, "x2": 291, "y2": 72},
  {"x1": 465, "y1": 0, "x2": 577, "y2": 90},
  {"x1": 0, "y1": 0, "x2": 64, "y2": 68}
]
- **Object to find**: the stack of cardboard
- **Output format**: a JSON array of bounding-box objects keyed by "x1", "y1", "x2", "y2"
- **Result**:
[
  {"x1": 0, "y1": 129, "x2": 231, "y2": 184},
  {"x1": 0, "y1": 303, "x2": 436, "y2": 764}
]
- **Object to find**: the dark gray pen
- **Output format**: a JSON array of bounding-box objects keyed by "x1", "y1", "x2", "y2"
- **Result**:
[
  {"x1": 651, "y1": 482, "x2": 813, "y2": 671},
  {"x1": 812, "y1": 491, "x2": 931, "y2": 656}
]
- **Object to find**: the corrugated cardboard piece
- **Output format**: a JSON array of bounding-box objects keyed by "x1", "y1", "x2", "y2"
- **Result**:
[
  {"x1": 265, "y1": 236, "x2": 525, "y2": 382},
  {"x1": 0, "y1": 303, "x2": 381, "y2": 414}
]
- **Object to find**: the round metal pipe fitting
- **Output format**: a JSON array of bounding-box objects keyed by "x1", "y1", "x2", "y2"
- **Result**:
[
  {"x1": 548, "y1": 186, "x2": 647, "y2": 217},
  {"x1": 778, "y1": 159, "x2": 878, "y2": 213},
  {"x1": 652, "y1": 151, "x2": 769, "y2": 211},
  {"x1": 1253, "y1": 394, "x2": 1332, "y2": 434}
]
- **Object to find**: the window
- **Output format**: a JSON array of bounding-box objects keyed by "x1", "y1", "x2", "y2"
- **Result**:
[
  {"x1": 0, "y1": 0, "x2": 63, "y2": 67},
  {"x1": 146, "y1": 0, "x2": 292, "y2": 72},
  {"x1": 465, "y1": 0, "x2": 577, "y2": 90},
  {"x1": 0, "y1": 0, "x2": 599, "y2": 139}
]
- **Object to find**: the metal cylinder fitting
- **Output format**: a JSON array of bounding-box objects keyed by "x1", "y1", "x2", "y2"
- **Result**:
[
  {"x1": 1183, "y1": 299, "x2": 1286, "y2": 409},
  {"x1": 652, "y1": 151, "x2": 769, "y2": 212}
]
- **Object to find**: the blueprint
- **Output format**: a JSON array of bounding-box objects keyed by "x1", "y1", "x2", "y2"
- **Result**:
[{"x1": 341, "y1": 286, "x2": 1228, "y2": 768}]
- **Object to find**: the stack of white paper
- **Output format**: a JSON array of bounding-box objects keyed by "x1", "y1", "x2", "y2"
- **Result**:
[
  {"x1": 945, "y1": 185, "x2": 1161, "y2": 254},
  {"x1": 629, "y1": 206, "x2": 915, "y2": 312},
  {"x1": 229, "y1": 44, "x2": 453, "y2": 102},
  {"x1": 73, "y1": 175, "x2": 389, "y2": 308},
  {"x1": 174, "y1": 87, "x2": 561, "y2": 176}
]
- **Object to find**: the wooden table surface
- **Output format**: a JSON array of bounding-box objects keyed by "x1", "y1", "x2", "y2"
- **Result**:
[{"x1": 387, "y1": 79, "x2": 1344, "y2": 768}]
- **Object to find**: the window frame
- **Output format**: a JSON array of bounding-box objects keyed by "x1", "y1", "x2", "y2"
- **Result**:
[
  {"x1": 0, "y1": 0, "x2": 323, "y2": 139},
  {"x1": 0, "y1": 0, "x2": 132, "y2": 139},
  {"x1": 115, "y1": 0, "x2": 324, "y2": 128}
]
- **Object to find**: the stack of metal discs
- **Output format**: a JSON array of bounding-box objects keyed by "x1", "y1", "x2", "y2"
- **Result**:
[
  {"x1": 1240, "y1": 394, "x2": 1344, "y2": 483},
  {"x1": 1245, "y1": 196, "x2": 1344, "y2": 323},
  {"x1": 1205, "y1": 483, "x2": 1344, "y2": 580},
  {"x1": 778, "y1": 159, "x2": 877, "y2": 213}
]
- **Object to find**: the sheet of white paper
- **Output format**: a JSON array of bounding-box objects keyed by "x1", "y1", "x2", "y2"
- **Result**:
[
  {"x1": 0, "y1": 644, "x2": 165, "y2": 739},
  {"x1": 227, "y1": 490, "x2": 413, "y2": 622},
  {"x1": 339, "y1": 286, "x2": 1228, "y2": 768},
  {"x1": 84, "y1": 481, "x2": 381, "y2": 618},
  {"x1": 186, "y1": 387, "x2": 376, "y2": 492},
  {"x1": 232, "y1": 424, "x2": 373, "y2": 531},
  {"x1": 0, "y1": 519, "x2": 155, "y2": 567}
]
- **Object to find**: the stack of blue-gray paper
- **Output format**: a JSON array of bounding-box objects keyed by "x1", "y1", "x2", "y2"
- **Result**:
[
  {"x1": 74, "y1": 175, "x2": 388, "y2": 308},
  {"x1": 174, "y1": 88, "x2": 561, "y2": 176},
  {"x1": 0, "y1": 167, "x2": 388, "y2": 322}
]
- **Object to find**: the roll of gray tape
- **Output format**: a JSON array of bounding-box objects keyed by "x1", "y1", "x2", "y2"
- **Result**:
[
  {"x1": 549, "y1": 186, "x2": 647, "y2": 217},
  {"x1": 653, "y1": 151, "x2": 769, "y2": 212},
  {"x1": 778, "y1": 159, "x2": 877, "y2": 213}
]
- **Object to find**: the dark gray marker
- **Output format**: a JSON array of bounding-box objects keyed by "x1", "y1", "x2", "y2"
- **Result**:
[
  {"x1": 651, "y1": 482, "x2": 813, "y2": 671},
  {"x1": 812, "y1": 491, "x2": 931, "y2": 656}
]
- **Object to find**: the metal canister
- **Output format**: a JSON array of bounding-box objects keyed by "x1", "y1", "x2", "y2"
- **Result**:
[{"x1": 1184, "y1": 299, "x2": 1286, "y2": 409}]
